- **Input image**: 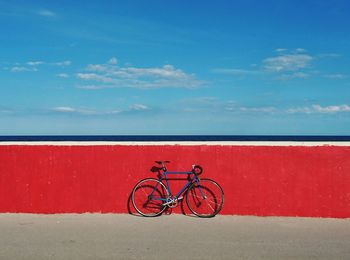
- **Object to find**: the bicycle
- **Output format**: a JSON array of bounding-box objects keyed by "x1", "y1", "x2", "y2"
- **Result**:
[{"x1": 131, "y1": 161, "x2": 224, "y2": 218}]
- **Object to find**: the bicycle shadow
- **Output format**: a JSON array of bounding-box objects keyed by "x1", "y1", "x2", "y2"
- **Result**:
[{"x1": 127, "y1": 192, "x2": 173, "y2": 217}]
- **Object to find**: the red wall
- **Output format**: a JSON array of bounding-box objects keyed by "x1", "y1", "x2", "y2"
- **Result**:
[{"x1": 0, "y1": 144, "x2": 349, "y2": 218}]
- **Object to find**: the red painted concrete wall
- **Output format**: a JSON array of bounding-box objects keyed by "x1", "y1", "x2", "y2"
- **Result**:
[{"x1": 0, "y1": 144, "x2": 349, "y2": 218}]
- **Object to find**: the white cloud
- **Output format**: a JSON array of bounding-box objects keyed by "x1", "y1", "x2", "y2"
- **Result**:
[
  {"x1": 11, "y1": 66, "x2": 37, "y2": 72},
  {"x1": 86, "y1": 64, "x2": 108, "y2": 72},
  {"x1": 180, "y1": 98, "x2": 279, "y2": 115},
  {"x1": 37, "y1": 9, "x2": 56, "y2": 17},
  {"x1": 323, "y1": 74, "x2": 347, "y2": 79},
  {"x1": 212, "y1": 68, "x2": 261, "y2": 75},
  {"x1": 275, "y1": 48, "x2": 287, "y2": 52},
  {"x1": 51, "y1": 105, "x2": 153, "y2": 116},
  {"x1": 225, "y1": 104, "x2": 277, "y2": 113},
  {"x1": 287, "y1": 104, "x2": 350, "y2": 114},
  {"x1": 179, "y1": 97, "x2": 221, "y2": 112},
  {"x1": 6, "y1": 60, "x2": 71, "y2": 73},
  {"x1": 53, "y1": 107, "x2": 76, "y2": 113},
  {"x1": 27, "y1": 61, "x2": 44, "y2": 66},
  {"x1": 312, "y1": 104, "x2": 350, "y2": 113},
  {"x1": 275, "y1": 48, "x2": 306, "y2": 53},
  {"x1": 129, "y1": 104, "x2": 149, "y2": 111},
  {"x1": 77, "y1": 59, "x2": 204, "y2": 89},
  {"x1": 53, "y1": 60, "x2": 71, "y2": 67},
  {"x1": 18, "y1": 60, "x2": 71, "y2": 67},
  {"x1": 318, "y1": 53, "x2": 341, "y2": 58},
  {"x1": 295, "y1": 48, "x2": 307, "y2": 53},
  {"x1": 286, "y1": 107, "x2": 313, "y2": 114},
  {"x1": 108, "y1": 57, "x2": 118, "y2": 65},
  {"x1": 77, "y1": 73, "x2": 115, "y2": 83},
  {"x1": 213, "y1": 49, "x2": 313, "y2": 81},
  {"x1": 117, "y1": 64, "x2": 192, "y2": 79},
  {"x1": 52, "y1": 106, "x2": 121, "y2": 115},
  {"x1": 57, "y1": 73, "x2": 69, "y2": 78},
  {"x1": 263, "y1": 54, "x2": 313, "y2": 72},
  {"x1": 239, "y1": 107, "x2": 277, "y2": 113},
  {"x1": 77, "y1": 85, "x2": 113, "y2": 90},
  {"x1": 276, "y1": 72, "x2": 309, "y2": 80},
  {"x1": 187, "y1": 97, "x2": 219, "y2": 104}
]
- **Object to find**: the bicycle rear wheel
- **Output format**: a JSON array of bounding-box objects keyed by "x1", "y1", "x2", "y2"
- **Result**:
[
  {"x1": 131, "y1": 178, "x2": 169, "y2": 217},
  {"x1": 186, "y1": 178, "x2": 224, "y2": 218}
]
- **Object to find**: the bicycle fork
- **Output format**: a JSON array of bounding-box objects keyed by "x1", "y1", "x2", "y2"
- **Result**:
[
  {"x1": 191, "y1": 179, "x2": 208, "y2": 208},
  {"x1": 195, "y1": 178, "x2": 207, "y2": 199}
]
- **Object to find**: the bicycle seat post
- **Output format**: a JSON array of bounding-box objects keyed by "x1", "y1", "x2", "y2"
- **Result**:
[{"x1": 161, "y1": 162, "x2": 167, "y2": 172}]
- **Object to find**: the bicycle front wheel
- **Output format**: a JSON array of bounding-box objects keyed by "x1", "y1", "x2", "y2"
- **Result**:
[
  {"x1": 186, "y1": 178, "x2": 224, "y2": 218},
  {"x1": 131, "y1": 178, "x2": 169, "y2": 217}
]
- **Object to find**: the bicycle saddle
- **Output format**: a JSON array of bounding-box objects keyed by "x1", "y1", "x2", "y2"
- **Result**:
[{"x1": 155, "y1": 160, "x2": 170, "y2": 164}]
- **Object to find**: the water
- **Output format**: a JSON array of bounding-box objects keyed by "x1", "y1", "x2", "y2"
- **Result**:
[{"x1": 0, "y1": 135, "x2": 349, "y2": 142}]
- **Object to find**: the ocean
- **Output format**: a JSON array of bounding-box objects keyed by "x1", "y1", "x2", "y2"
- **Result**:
[{"x1": 0, "y1": 135, "x2": 349, "y2": 142}]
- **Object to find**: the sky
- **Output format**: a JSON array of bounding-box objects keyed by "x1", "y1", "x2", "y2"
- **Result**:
[{"x1": 1, "y1": 0, "x2": 350, "y2": 135}]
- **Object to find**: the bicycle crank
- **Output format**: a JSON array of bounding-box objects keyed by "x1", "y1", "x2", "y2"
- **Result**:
[{"x1": 163, "y1": 197, "x2": 180, "y2": 208}]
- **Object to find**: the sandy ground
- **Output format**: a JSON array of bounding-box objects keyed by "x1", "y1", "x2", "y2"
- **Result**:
[{"x1": 0, "y1": 214, "x2": 349, "y2": 260}]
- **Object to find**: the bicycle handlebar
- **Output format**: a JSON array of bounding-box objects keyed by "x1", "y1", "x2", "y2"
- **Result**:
[{"x1": 154, "y1": 161, "x2": 202, "y2": 175}]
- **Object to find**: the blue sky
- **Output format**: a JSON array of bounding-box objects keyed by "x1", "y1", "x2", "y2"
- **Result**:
[{"x1": 1, "y1": 0, "x2": 350, "y2": 135}]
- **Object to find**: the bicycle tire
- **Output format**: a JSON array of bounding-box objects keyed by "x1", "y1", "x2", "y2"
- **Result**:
[
  {"x1": 131, "y1": 178, "x2": 169, "y2": 217},
  {"x1": 186, "y1": 178, "x2": 224, "y2": 218}
]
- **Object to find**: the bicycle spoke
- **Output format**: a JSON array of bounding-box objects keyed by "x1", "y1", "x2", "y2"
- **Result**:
[
  {"x1": 132, "y1": 178, "x2": 169, "y2": 217},
  {"x1": 186, "y1": 179, "x2": 224, "y2": 218},
  {"x1": 191, "y1": 194, "x2": 221, "y2": 206},
  {"x1": 141, "y1": 187, "x2": 149, "y2": 197}
]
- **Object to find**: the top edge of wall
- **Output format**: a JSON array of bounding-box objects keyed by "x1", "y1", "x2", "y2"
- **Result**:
[{"x1": 0, "y1": 141, "x2": 350, "y2": 146}]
